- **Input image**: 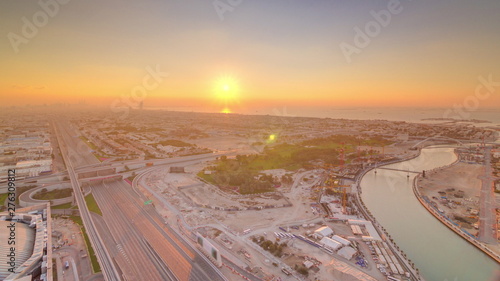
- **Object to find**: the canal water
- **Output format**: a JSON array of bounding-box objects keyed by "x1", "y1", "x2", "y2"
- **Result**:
[{"x1": 361, "y1": 147, "x2": 499, "y2": 281}]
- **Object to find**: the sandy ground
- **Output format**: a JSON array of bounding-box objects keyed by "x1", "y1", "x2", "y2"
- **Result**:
[
  {"x1": 182, "y1": 184, "x2": 289, "y2": 209},
  {"x1": 280, "y1": 234, "x2": 380, "y2": 281},
  {"x1": 260, "y1": 169, "x2": 292, "y2": 178},
  {"x1": 52, "y1": 217, "x2": 94, "y2": 281},
  {"x1": 52, "y1": 217, "x2": 86, "y2": 254},
  {"x1": 146, "y1": 169, "x2": 294, "y2": 230},
  {"x1": 418, "y1": 162, "x2": 482, "y2": 232}
]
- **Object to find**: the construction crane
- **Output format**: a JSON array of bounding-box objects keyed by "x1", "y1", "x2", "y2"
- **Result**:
[
  {"x1": 339, "y1": 143, "x2": 345, "y2": 168},
  {"x1": 322, "y1": 185, "x2": 350, "y2": 192},
  {"x1": 321, "y1": 182, "x2": 350, "y2": 214},
  {"x1": 342, "y1": 188, "x2": 347, "y2": 214}
]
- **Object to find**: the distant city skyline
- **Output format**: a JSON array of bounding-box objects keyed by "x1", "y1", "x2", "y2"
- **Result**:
[{"x1": 1, "y1": 0, "x2": 499, "y2": 111}]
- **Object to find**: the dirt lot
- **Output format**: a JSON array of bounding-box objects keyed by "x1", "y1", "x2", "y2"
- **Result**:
[
  {"x1": 182, "y1": 183, "x2": 290, "y2": 209},
  {"x1": 52, "y1": 217, "x2": 86, "y2": 251},
  {"x1": 418, "y1": 162, "x2": 482, "y2": 232},
  {"x1": 143, "y1": 168, "x2": 311, "y2": 231},
  {"x1": 52, "y1": 217, "x2": 95, "y2": 281}
]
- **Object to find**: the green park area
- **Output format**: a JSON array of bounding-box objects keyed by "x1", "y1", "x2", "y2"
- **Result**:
[
  {"x1": 0, "y1": 193, "x2": 8, "y2": 204},
  {"x1": 51, "y1": 202, "x2": 78, "y2": 210},
  {"x1": 84, "y1": 193, "x2": 102, "y2": 216},
  {"x1": 156, "y1": 139, "x2": 193, "y2": 147},
  {"x1": 32, "y1": 188, "x2": 73, "y2": 200},
  {"x1": 15, "y1": 185, "x2": 38, "y2": 204},
  {"x1": 199, "y1": 135, "x2": 392, "y2": 194},
  {"x1": 0, "y1": 193, "x2": 8, "y2": 211}
]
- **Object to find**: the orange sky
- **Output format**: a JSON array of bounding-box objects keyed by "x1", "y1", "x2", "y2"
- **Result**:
[{"x1": 1, "y1": 0, "x2": 499, "y2": 111}]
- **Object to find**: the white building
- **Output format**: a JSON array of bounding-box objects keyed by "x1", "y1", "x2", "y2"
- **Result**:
[
  {"x1": 348, "y1": 219, "x2": 382, "y2": 241},
  {"x1": 362, "y1": 236, "x2": 375, "y2": 241},
  {"x1": 320, "y1": 237, "x2": 342, "y2": 251},
  {"x1": 314, "y1": 226, "x2": 333, "y2": 239},
  {"x1": 303, "y1": 260, "x2": 314, "y2": 269},
  {"x1": 15, "y1": 160, "x2": 52, "y2": 177},
  {"x1": 0, "y1": 204, "x2": 53, "y2": 281},
  {"x1": 338, "y1": 246, "x2": 357, "y2": 260},
  {"x1": 350, "y1": 225, "x2": 363, "y2": 235},
  {"x1": 331, "y1": 235, "x2": 350, "y2": 246}
]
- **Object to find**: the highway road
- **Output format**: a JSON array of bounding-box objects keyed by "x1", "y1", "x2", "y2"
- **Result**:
[
  {"x1": 91, "y1": 179, "x2": 228, "y2": 281},
  {"x1": 54, "y1": 120, "x2": 121, "y2": 281},
  {"x1": 478, "y1": 147, "x2": 498, "y2": 244},
  {"x1": 56, "y1": 121, "x2": 101, "y2": 167},
  {"x1": 0, "y1": 154, "x2": 221, "y2": 195},
  {"x1": 75, "y1": 151, "x2": 228, "y2": 173},
  {"x1": 90, "y1": 180, "x2": 178, "y2": 280},
  {"x1": 16, "y1": 119, "x2": 232, "y2": 281}
]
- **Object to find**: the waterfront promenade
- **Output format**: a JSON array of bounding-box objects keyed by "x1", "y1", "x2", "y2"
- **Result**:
[{"x1": 354, "y1": 152, "x2": 425, "y2": 281}]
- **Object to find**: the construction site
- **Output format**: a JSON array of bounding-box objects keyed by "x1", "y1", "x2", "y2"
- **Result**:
[{"x1": 134, "y1": 152, "x2": 418, "y2": 281}]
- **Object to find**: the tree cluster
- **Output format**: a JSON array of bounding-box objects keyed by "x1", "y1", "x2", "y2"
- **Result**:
[{"x1": 253, "y1": 236, "x2": 287, "y2": 258}]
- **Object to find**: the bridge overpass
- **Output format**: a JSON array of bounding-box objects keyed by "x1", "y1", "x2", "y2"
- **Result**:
[
  {"x1": 411, "y1": 136, "x2": 498, "y2": 149},
  {"x1": 411, "y1": 136, "x2": 465, "y2": 149},
  {"x1": 375, "y1": 167, "x2": 421, "y2": 174}
]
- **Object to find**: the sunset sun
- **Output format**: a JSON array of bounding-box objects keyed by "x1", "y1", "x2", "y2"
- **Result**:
[{"x1": 214, "y1": 75, "x2": 240, "y2": 113}]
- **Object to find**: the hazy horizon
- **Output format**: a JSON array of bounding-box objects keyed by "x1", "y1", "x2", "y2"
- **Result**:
[{"x1": 2, "y1": 103, "x2": 500, "y2": 127}]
